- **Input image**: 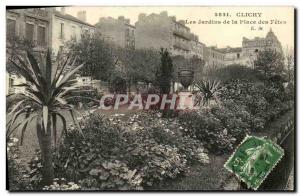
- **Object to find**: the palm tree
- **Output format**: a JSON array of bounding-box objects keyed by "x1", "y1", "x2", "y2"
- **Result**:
[
  {"x1": 193, "y1": 80, "x2": 221, "y2": 107},
  {"x1": 7, "y1": 49, "x2": 85, "y2": 185}
]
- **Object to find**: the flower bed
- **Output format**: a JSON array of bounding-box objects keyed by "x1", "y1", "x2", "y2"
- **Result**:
[{"x1": 14, "y1": 111, "x2": 210, "y2": 190}]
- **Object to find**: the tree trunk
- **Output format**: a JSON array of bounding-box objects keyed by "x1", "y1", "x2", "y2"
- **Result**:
[
  {"x1": 127, "y1": 79, "x2": 131, "y2": 95},
  {"x1": 36, "y1": 119, "x2": 54, "y2": 186}
]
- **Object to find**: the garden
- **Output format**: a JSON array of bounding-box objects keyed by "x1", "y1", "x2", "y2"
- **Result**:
[{"x1": 6, "y1": 43, "x2": 294, "y2": 190}]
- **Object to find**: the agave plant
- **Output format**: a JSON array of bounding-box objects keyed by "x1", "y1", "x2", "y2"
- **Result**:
[
  {"x1": 193, "y1": 80, "x2": 221, "y2": 107},
  {"x1": 7, "y1": 49, "x2": 85, "y2": 185}
]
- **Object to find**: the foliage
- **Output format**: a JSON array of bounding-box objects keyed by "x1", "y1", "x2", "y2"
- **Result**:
[
  {"x1": 7, "y1": 137, "x2": 34, "y2": 190},
  {"x1": 6, "y1": 36, "x2": 35, "y2": 75},
  {"x1": 109, "y1": 74, "x2": 127, "y2": 93},
  {"x1": 210, "y1": 64, "x2": 264, "y2": 83},
  {"x1": 67, "y1": 34, "x2": 115, "y2": 81},
  {"x1": 148, "y1": 126, "x2": 210, "y2": 164},
  {"x1": 156, "y1": 48, "x2": 173, "y2": 94},
  {"x1": 178, "y1": 110, "x2": 235, "y2": 154},
  {"x1": 116, "y1": 48, "x2": 160, "y2": 85},
  {"x1": 219, "y1": 79, "x2": 292, "y2": 131},
  {"x1": 48, "y1": 111, "x2": 210, "y2": 190},
  {"x1": 172, "y1": 55, "x2": 205, "y2": 81},
  {"x1": 210, "y1": 101, "x2": 251, "y2": 142},
  {"x1": 43, "y1": 179, "x2": 80, "y2": 190},
  {"x1": 7, "y1": 49, "x2": 85, "y2": 185},
  {"x1": 254, "y1": 49, "x2": 285, "y2": 78},
  {"x1": 27, "y1": 150, "x2": 44, "y2": 189},
  {"x1": 193, "y1": 80, "x2": 221, "y2": 106},
  {"x1": 82, "y1": 160, "x2": 143, "y2": 190}
]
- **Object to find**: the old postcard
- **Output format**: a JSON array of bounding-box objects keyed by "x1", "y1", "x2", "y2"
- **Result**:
[{"x1": 6, "y1": 6, "x2": 295, "y2": 191}]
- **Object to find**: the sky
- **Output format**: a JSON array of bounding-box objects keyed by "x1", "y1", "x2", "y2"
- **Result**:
[{"x1": 65, "y1": 6, "x2": 294, "y2": 49}]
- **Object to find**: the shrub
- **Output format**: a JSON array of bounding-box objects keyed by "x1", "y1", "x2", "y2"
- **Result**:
[
  {"x1": 210, "y1": 101, "x2": 251, "y2": 143},
  {"x1": 178, "y1": 110, "x2": 235, "y2": 154},
  {"x1": 219, "y1": 79, "x2": 293, "y2": 129},
  {"x1": 122, "y1": 133, "x2": 187, "y2": 187},
  {"x1": 7, "y1": 137, "x2": 34, "y2": 190},
  {"x1": 148, "y1": 126, "x2": 210, "y2": 164},
  {"x1": 43, "y1": 179, "x2": 81, "y2": 190}
]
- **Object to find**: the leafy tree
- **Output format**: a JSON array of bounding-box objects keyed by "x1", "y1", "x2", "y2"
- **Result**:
[
  {"x1": 67, "y1": 34, "x2": 116, "y2": 81},
  {"x1": 155, "y1": 48, "x2": 173, "y2": 94},
  {"x1": 285, "y1": 46, "x2": 294, "y2": 83},
  {"x1": 7, "y1": 50, "x2": 84, "y2": 185},
  {"x1": 254, "y1": 49, "x2": 284, "y2": 78},
  {"x1": 113, "y1": 48, "x2": 160, "y2": 93},
  {"x1": 210, "y1": 64, "x2": 264, "y2": 83}
]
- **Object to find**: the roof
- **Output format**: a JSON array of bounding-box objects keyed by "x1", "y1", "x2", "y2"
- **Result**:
[
  {"x1": 54, "y1": 11, "x2": 95, "y2": 27},
  {"x1": 217, "y1": 47, "x2": 242, "y2": 53},
  {"x1": 125, "y1": 23, "x2": 136, "y2": 29}
]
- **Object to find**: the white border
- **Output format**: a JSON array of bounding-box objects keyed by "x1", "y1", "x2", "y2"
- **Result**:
[{"x1": 1, "y1": 0, "x2": 299, "y2": 195}]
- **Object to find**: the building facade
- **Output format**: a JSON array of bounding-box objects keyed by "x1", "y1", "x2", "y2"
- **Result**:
[
  {"x1": 203, "y1": 46, "x2": 225, "y2": 68},
  {"x1": 6, "y1": 8, "x2": 51, "y2": 95},
  {"x1": 51, "y1": 7, "x2": 95, "y2": 55},
  {"x1": 95, "y1": 16, "x2": 135, "y2": 49},
  {"x1": 204, "y1": 29, "x2": 284, "y2": 68},
  {"x1": 135, "y1": 11, "x2": 199, "y2": 58},
  {"x1": 241, "y1": 29, "x2": 283, "y2": 67},
  {"x1": 6, "y1": 7, "x2": 95, "y2": 95},
  {"x1": 6, "y1": 8, "x2": 51, "y2": 51},
  {"x1": 190, "y1": 34, "x2": 205, "y2": 59},
  {"x1": 219, "y1": 47, "x2": 247, "y2": 66}
]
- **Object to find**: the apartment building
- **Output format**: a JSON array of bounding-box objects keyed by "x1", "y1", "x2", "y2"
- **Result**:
[{"x1": 95, "y1": 16, "x2": 135, "y2": 49}]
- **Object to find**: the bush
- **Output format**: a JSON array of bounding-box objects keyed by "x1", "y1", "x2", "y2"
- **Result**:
[
  {"x1": 43, "y1": 179, "x2": 81, "y2": 191},
  {"x1": 210, "y1": 101, "x2": 251, "y2": 143},
  {"x1": 7, "y1": 137, "x2": 34, "y2": 190},
  {"x1": 48, "y1": 112, "x2": 210, "y2": 190},
  {"x1": 147, "y1": 126, "x2": 210, "y2": 164},
  {"x1": 219, "y1": 79, "x2": 292, "y2": 130},
  {"x1": 178, "y1": 110, "x2": 235, "y2": 154},
  {"x1": 122, "y1": 130, "x2": 187, "y2": 187}
]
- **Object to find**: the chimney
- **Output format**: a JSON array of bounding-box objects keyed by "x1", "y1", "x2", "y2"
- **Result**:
[
  {"x1": 160, "y1": 11, "x2": 168, "y2": 17},
  {"x1": 77, "y1": 10, "x2": 86, "y2": 22},
  {"x1": 138, "y1": 13, "x2": 146, "y2": 21},
  {"x1": 60, "y1": 7, "x2": 66, "y2": 15},
  {"x1": 178, "y1": 20, "x2": 185, "y2": 25},
  {"x1": 125, "y1": 19, "x2": 130, "y2": 24}
]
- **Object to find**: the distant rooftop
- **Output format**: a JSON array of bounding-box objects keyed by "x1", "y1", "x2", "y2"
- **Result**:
[
  {"x1": 54, "y1": 10, "x2": 94, "y2": 27},
  {"x1": 217, "y1": 47, "x2": 242, "y2": 53}
]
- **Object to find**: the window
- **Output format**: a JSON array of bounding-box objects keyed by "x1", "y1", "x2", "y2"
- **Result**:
[
  {"x1": 237, "y1": 53, "x2": 240, "y2": 59},
  {"x1": 9, "y1": 77, "x2": 14, "y2": 88},
  {"x1": 125, "y1": 28, "x2": 129, "y2": 37},
  {"x1": 59, "y1": 46, "x2": 64, "y2": 53},
  {"x1": 37, "y1": 26, "x2": 46, "y2": 46},
  {"x1": 6, "y1": 19, "x2": 16, "y2": 38},
  {"x1": 72, "y1": 26, "x2": 76, "y2": 41},
  {"x1": 60, "y1": 23, "x2": 64, "y2": 39},
  {"x1": 25, "y1": 23, "x2": 34, "y2": 42},
  {"x1": 255, "y1": 49, "x2": 258, "y2": 53},
  {"x1": 132, "y1": 29, "x2": 134, "y2": 36}
]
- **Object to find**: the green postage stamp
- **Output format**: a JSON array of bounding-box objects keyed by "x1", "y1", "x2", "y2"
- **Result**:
[{"x1": 224, "y1": 135, "x2": 284, "y2": 190}]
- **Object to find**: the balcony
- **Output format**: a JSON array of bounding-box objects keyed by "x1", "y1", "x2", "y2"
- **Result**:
[
  {"x1": 173, "y1": 29, "x2": 192, "y2": 40},
  {"x1": 173, "y1": 41, "x2": 190, "y2": 51},
  {"x1": 25, "y1": 8, "x2": 49, "y2": 19}
]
